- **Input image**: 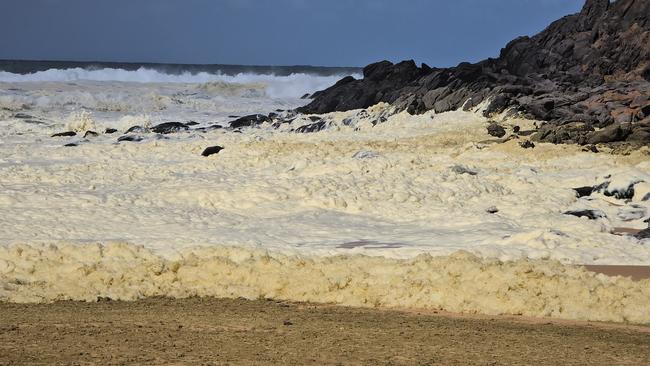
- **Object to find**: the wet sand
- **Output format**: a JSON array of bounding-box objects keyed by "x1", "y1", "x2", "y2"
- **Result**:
[
  {"x1": 585, "y1": 265, "x2": 650, "y2": 281},
  {"x1": 1, "y1": 298, "x2": 649, "y2": 365}
]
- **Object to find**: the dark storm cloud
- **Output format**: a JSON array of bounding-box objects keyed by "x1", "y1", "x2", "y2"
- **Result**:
[{"x1": 0, "y1": 0, "x2": 583, "y2": 66}]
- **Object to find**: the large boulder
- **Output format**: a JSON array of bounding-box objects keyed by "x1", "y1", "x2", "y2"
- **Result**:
[{"x1": 298, "y1": 0, "x2": 650, "y2": 146}]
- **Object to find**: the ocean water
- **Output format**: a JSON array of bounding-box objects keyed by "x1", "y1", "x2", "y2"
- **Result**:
[{"x1": 1, "y1": 62, "x2": 649, "y2": 323}]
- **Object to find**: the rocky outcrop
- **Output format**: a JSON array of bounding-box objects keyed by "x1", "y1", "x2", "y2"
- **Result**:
[{"x1": 298, "y1": 0, "x2": 650, "y2": 145}]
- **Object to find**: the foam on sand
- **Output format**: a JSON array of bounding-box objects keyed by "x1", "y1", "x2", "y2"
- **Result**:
[
  {"x1": 1, "y1": 99, "x2": 650, "y2": 323},
  {"x1": 1, "y1": 243, "x2": 649, "y2": 324}
]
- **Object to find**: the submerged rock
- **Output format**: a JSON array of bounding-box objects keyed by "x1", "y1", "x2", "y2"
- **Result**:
[
  {"x1": 126, "y1": 126, "x2": 149, "y2": 134},
  {"x1": 564, "y1": 210, "x2": 606, "y2": 220},
  {"x1": 229, "y1": 114, "x2": 271, "y2": 129},
  {"x1": 295, "y1": 119, "x2": 328, "y2": 133},
  {"x1": 451, "y1": 165, "x2": 478, "y2": 176},
  {"x1": 51, "y1": 131, "x2": 76, "y2": 137},
  {"x1": 117, "y1": 135, "x2": 144, "y2": 142},
  {"x1": 104, "y1": 128, "x2": 118, "y2": 134},
  {"x1": 352, "y1": 150, "x2": 381, "y2": 159},
  {"x1": 151, "y1": 122, "x2": 189, "y2": 134}
]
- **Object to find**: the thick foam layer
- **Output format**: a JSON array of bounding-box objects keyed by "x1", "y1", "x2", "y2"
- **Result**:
[
  {"x1": 1, "y1": 242, "x2": 649, "y2": 324},
  {"x1": 2, "y1": 86, "x2": 650, "y2": 323}
]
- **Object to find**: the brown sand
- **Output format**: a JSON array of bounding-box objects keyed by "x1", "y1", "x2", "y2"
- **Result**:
[
  {"x1": 1, "y1": 298, "x2": 649, "y2": 365},
  {"x1": 585, "y1": 265, "x2": 650, "y2": 281}
]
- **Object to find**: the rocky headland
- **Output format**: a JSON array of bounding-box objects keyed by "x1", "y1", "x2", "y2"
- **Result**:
[{"x1": 298, "y1": 0, "x2": 650, "y2": 146}]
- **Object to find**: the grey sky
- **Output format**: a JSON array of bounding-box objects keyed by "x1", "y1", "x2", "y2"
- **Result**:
[{"x1": 0, "y1": 0, "x2": 584, "y2": 67}]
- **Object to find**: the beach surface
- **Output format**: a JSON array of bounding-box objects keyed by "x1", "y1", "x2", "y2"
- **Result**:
[{"x1": 1, "y1": 297, "x2": 649, "y2": 365}]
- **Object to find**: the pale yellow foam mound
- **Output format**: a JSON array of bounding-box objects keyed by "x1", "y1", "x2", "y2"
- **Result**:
[{"x1": 1, "y1": 243, "x2": 649, "y2": 324}]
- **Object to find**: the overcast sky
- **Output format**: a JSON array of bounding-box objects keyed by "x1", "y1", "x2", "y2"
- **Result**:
[{"x1": 0, "y1": 0, "x2": 584, "y2": 67}]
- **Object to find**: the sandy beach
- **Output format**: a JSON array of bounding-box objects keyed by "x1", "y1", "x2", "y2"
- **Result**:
[{"x1": 1, "y1": 297, "x2": 649, "y2": 365}]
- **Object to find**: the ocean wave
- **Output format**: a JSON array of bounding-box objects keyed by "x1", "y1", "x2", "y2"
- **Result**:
[
  {"x1": 0, "y1": 67, "x2": 359, "y2": 99},
  {"x1": 1, "y1": 242, "x2": 649, "y2": 324}
]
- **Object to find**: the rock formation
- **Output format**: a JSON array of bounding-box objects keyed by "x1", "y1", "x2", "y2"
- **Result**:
[{"x1": 298, "y1": 0, "x2": 650, "y2": 145}]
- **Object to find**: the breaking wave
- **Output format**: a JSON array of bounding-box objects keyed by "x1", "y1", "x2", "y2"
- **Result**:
[{"x1": 0, "y1": 67, "x2": 360, "y2": 99}]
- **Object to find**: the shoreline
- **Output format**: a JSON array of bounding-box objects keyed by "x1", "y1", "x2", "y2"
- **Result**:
[{"x1": 1, "y1": 297, "x2": 649, "y2": 365}]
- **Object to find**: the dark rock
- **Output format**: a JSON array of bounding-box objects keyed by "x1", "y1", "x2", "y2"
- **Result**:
[
  {"x1": 105, "y1": 128, "x2": 118, "y2": 134},
  {"x1": 83, "y1": 131, "x2": 98, "y2": 138},
  {"x1": 151, "y1": 122, "x2": 189, "y2": 134},
  {"x1": 13, "y1": 113, "x2": 34, "y2": 119},
  {"x1": 185, "y1": 121, "x2": 199, "y2": 126},
  {"x1": 201, "y1": 145, "x2": 224, "y2": 157},
  {"x1": 195, "y1": 125, "x2": 224, "y2": 133},
  {"x1": 296, "y1": 0, "x2": 650, "y2": 147},
  {"x1": 117, "y1": 135, "x2": 144, "y2": 142},
  {"x1": 533, "y1": 122, "x2": 594, "y2": 144},
  {"x1": 587, "y1": 124, "x2": 632, "y2": 144},
  {"x1": 603, "y1": 180, "x2": 642, "y2": 200},
  {"x1": 582, "y1": 145, "x2": 599, "y2": 153},
  {"x1": 126, "y1": 126, "x2": 148, "y2": 134},
  {"x1": 300, "y1": 93, "x2": 311, "y2": 99},
  {"x1": 573, "y1": 186, "x2": 595, "y2": 198},
  {"x1": 635, "y1": 228, "x2": 650, "y2": 239},
  {"x1": 626, "y1": 121, "x2": 650, "y2": 143},
  {"x1": 486, "y1": 206, "x2": 499, "y2": 214},
  {"x1": 513, "y1": 126, "x2": 521, "y2": 133},
  {"x1": 229, "y1": 114, "x2": 271, "y2": 129},
  {"x1": 487, "y1": 123, "x2": 506, "y2": 138},
  {"x1": 63, "y1": 143, "x2": 78, "y2": 147},
  {"x1": 519, "y1": 140, "x2": 535, "y2": 149},
  {"x1": 295, "y1": 120, "x2": 328, "y2": 133},
  {"x1": 51, "y1": 131, "x2": 76, "y2": 137},
  {"x1": 564, "y1": 210, "x2": 606, "y2": 220}
]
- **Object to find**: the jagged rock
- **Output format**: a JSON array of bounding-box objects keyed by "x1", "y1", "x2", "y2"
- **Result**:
[
  {"x1": 587, "y1": 124, "x2": 632, "y2": 144},
  {"x1": 105, "y1": 128, "x2": 118, "y2": 134},
  {"x1": 298, "y1": 0, "x2": 650, "y2": 147},
  {"x1": 83, "y1": 131, "x2": 98, "y2": 138},
  {"x1": 533, "y1": 122, "x2": 594, "y2": 144}
]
